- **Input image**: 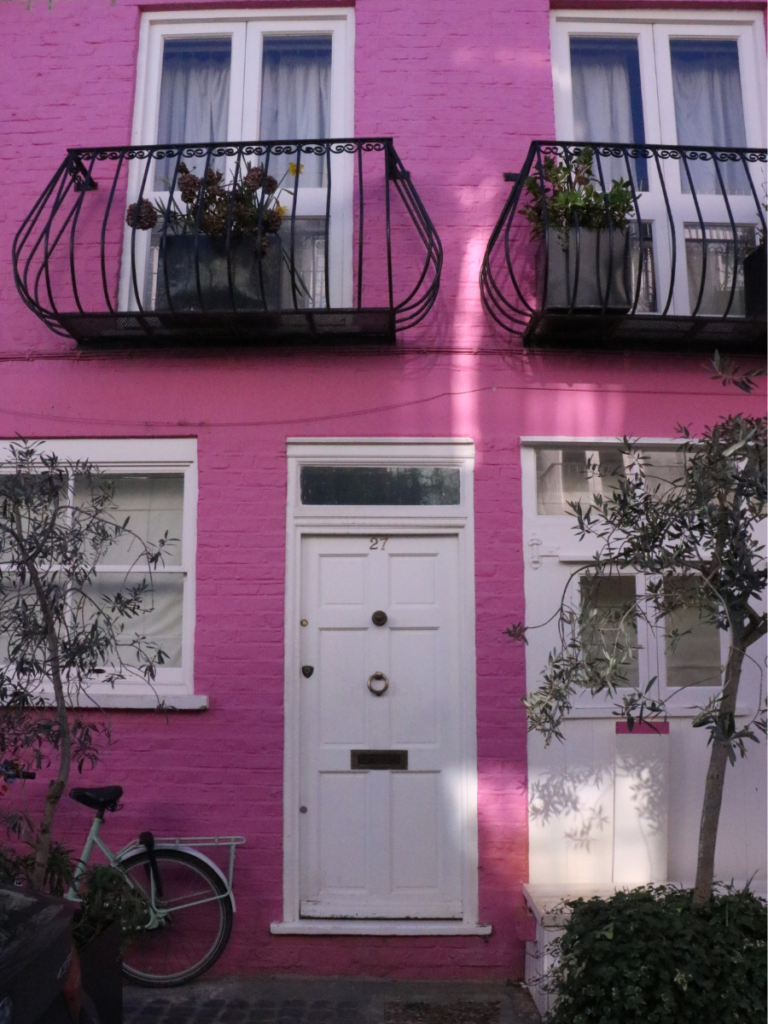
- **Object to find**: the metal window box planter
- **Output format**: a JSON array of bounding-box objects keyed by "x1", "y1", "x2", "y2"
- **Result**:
[
  {"x1": 155, "y1": 233, "x2": 282, "y2": 313},
  {"x1": 541, "y1": 226, "x2": 631, "y2": 313}
]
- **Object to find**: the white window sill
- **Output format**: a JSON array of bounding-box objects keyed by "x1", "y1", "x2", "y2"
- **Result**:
[
  {"x1": 69, "y1": 693, "x2": 209, "y2": 710},
  {"x1": 270, "y1": 920, "x2": 492, "y2": 936}
]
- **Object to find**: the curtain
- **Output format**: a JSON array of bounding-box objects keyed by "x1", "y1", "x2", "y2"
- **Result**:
[
  {"x1": 671, "y1": 40, "x2": 748, "y2": 195},
  {"x1": 571, "y1": 38, "x2": 647, "y2": 190},
  {"x1": 154, "y1": 38, "x2": 232, "y2": 187},
  {"x1": 260, "y1": 37, "x2": 332, "y2": 188}
]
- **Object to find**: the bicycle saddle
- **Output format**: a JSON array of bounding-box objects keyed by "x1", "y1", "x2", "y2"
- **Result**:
[{"x1": 69, "y1": 786, "x2": 123, "y2": 811}]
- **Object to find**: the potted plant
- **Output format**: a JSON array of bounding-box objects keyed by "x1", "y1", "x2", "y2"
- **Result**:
[
  {"x1": 522, "y1": 147, "x2": 635, "y2": 313},
  {"x1": 74, "y1": 864, "x2": 151, "y2": 1023},
  {"x1": 0, "y1": 838, "x2": 146, "y2": 1023},
  {"x1": 126, "y1": 162, "x2": 301, "y2": 313}
]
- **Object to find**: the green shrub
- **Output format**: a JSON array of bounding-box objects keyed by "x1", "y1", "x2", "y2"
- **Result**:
[{"x1": 545, "y1": 885, "x2": 767, "y2": 1024}]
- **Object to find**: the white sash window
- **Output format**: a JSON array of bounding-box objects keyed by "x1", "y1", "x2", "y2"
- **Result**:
[
  {"x1": 550, "y1": 11, "x2": 767, "y2": 318},
  {"x1": 123, "y1": 9, "x2": 354, "y2": 313}
]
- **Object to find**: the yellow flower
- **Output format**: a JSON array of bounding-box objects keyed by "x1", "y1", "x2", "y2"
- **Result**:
[
  {"x1": 288, "y1": 162, "x2": 304, "y2": 177},
  {"x1": 277, "y1": 205, "x2": 288, "y2": 217}
]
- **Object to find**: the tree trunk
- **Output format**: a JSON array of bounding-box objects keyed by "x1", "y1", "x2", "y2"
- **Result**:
[
  {"x1": 692, "y1": 634, "x2": 745, "y2": 906},
  {"x1": 24, "y1": 547, "x2": 71, "y2": 891}
]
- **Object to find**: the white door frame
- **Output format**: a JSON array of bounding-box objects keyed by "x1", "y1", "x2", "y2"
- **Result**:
[{"x1": 271, "y1": 438, "x2": 490, "y2": 936}]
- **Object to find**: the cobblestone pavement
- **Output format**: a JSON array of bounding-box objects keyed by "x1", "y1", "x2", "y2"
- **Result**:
[{"x1": 123, "y1": 977, "x2": 541, "y2": 1024}]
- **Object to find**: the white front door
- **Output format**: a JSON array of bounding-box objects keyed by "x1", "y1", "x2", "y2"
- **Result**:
[{"x1": 299, "y1": 533, "x2": 463, "y2": 919}]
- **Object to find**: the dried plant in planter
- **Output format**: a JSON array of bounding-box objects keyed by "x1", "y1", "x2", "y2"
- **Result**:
[
  {"x1": 126, "y1": 161, "x2": 301, "y2": 251},
  {"x1": 125, "y1": 161, "x2": 303, "y2": 312}
]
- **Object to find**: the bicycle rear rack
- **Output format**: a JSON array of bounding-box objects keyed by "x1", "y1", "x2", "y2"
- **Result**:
[{"x1": 123, "y1": 835, "x2": 246, "y2": 891}]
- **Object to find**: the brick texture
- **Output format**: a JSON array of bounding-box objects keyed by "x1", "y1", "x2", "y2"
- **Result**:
[{"x1": 0, "y1": 0, "x2": 764, "y2": 983}]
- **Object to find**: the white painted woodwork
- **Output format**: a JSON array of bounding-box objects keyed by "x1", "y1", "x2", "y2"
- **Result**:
[
  {"x1": 299, "y1": 533, "x2": 463, "y2": 919},
  {"x1": 521, "y1": 441, "x2": 767, "y2": 890},
  {"x1": 613, "y1": 731, "x2": 668, "y2": 884}
]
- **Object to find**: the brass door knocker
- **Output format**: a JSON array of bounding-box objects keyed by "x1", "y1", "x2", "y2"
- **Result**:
[{"x1": 366, "y1": 671, "x2": 389, "y2": 696}]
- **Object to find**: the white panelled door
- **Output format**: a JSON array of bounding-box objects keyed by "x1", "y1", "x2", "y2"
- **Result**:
[{"x1": 299, "y1": 534, "x2": 463, "y2": 919}]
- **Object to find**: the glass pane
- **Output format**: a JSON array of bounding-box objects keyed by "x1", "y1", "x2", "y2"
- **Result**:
[
  {"x1": 670, "y1": 40, "x2": 747, "y2": 195},
  {"x1": 0, "y1": 582, "x2": 38, "y2": 665},
  {"x1": 155, "y1": 38, "x2": 232, "y2": 187},
  {"x1": 536, "y1": 448, "x2": 626, "y2": 514},
  {"x1": 84, "y1": 572, "x2": 184, "y2": 669},
  {"x1": 665, "y1": 580, "x2": 721, "y2": 688},
  {"x1": 282, "y1": 217, "x2": 327, "y2": 308},
  {"x1": 580, "y1": 575, "x2": 639, "y2": 688},
  {"x1": 628, "y1": 222, "x2": 656, "y2": 311},
  {"x1": 570, "y1": 37, "x2": 647, "y2": 190},
  {"x1": 645, "y1": 450, "x2": 685, "y2": 497},
  {"x1": 685, "y1": 223, "x2": 755, "y2": 315},
  {"x1": 74, "y1": 475, "x2": 184, "y2": 566},
  {"x1": 260, "y1": 35, "x2": 332, "y2": 187},
  {"x1": 300, "y1": 467, "x2": 460, "y2": 505}
]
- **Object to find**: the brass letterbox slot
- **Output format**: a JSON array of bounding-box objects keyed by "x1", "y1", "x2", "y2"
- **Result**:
[{"x1": 350, "y1": 749, "x2": 408, "y2": 770}]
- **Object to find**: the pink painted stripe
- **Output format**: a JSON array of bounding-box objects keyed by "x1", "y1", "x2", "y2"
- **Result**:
[{"x1": 615, "y1": 721, "x2": 670, "y2": 735}]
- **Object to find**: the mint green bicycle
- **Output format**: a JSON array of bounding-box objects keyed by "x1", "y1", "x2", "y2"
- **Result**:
[{"x1": 67, "y1": 785, "x2": 245, "y2": 987}]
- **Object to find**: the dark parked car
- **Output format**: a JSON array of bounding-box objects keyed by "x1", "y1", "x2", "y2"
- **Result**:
[{"x1": 0, "y1": 884, "x2": 99, "y2": 1024}]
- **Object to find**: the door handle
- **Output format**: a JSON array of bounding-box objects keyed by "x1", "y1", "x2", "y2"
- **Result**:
[{"x1": 367, "y1": 671, "x2": 389, "y2": 696}]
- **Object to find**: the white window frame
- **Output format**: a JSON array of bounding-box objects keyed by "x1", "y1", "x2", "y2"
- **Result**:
[
  {"x1": 273, "y1": 438, "x2": 488, "y2": 936},
  {"x1": 121, "y1": 8, "x2": 355, "y2": 313},
  {"x1": 0, "y1": 438, "x2": 202, "y2": 710},
  {"x1": 550, "y1": 11, "x2": 767, "y2": 318},
  {"x1": 551, "y1": 10, "x2": 766, "y2": 149},
  {"x1": 521, "y1": 439, "x2": 736, "y2": 716}
]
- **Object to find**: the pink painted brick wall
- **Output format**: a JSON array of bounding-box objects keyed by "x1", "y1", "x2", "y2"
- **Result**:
[{"x1": 1, "y1": 0, "x2": 765, "y2": 982}]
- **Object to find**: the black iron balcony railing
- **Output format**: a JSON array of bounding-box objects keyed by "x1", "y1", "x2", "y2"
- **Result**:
[
  {"x1": 14, "y1": 138, "x2": 442, "y2": 348},
  {"x1": 481, "y1": 141, "x2": 767, "y2": 352}
]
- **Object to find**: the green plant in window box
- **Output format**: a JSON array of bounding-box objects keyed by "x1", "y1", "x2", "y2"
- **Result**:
[
  {"x1": 125, "y1": 162, "x2": 303, "y2": 313},
  {"x1": 522, "y1": 146, "x2": 636, "y2": 312}
]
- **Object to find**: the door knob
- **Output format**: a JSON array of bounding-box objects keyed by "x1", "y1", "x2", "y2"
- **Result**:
[
  {"x1": 371, "y1": 610, "x2": 388, "y2": 626},
  {"x1": 367, "y1": 671, "x2": 389, "y2": 696}
]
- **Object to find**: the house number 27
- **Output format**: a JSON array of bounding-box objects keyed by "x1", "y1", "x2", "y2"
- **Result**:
[{"x1": 369, "y1": 536, "x2": 389, "y2": 550}]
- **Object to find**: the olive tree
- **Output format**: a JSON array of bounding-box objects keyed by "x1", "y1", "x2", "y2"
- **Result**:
[
  {"x1": 0, "y1": 440, "x2": 171, "y2": 888},
  {"x1": 513, "y1": 412, "x2": 766, "y2": 905}
]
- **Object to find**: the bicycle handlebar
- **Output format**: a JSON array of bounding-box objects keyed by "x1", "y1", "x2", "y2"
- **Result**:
[{"x1": 0, "y1": 761, "x2": 36, "y2": 781}]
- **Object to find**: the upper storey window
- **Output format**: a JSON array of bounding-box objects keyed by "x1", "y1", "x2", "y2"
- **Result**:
[
  {"x1": 551, "y1": 11, "x2": 765, "y2": 189},
  {"x1": 135, "y1": 11, "x2": 351, "y2": 149},
  {"x1": 550, "y1": 11, "x2": 766, "y2": 319},
  {"x1": 151, "y1": 31, "x2": 334, "y2": 187},
  {"x1": 122, "y1": 9, "x2": 354, "y2": 315}
]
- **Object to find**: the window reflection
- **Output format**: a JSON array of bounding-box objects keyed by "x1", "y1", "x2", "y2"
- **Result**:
[{"x1": 300, "y1": 466, "x2": 460, "y2": 505}]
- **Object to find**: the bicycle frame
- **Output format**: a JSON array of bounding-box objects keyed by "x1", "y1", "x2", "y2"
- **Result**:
[{"x1": 67, "y1": 812, "x2": 245, "y2": 923}]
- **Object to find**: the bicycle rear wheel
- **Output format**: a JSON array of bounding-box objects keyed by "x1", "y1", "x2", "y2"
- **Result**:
[{"x1": 119, "y1": 849, "x2": 233, "y2": 986}]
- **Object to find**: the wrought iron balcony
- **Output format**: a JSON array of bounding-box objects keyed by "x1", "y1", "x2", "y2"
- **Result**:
[
  {"x1": 481, "y1": 141, "x2": 766, "y2": 352},
  {"x1": 14, "y1": 139, "x2": 442, "y2": 348}
]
